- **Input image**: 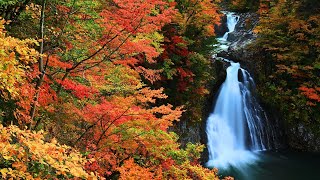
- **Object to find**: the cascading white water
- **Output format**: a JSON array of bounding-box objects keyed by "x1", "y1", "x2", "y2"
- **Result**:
[
  {"x1": 217, "y1": 12, "x2": 239, "y2": 51},
  {"x1": 240, "y1": 69, "x2": 277, "y2": 151},
  {"x1": 221, "y1": 12, "x2": 239, "y2": 41},
  {"x1": 206, "y1": 12, "x2": 275, "y2": 169},
  {"x1": 206, "y1": 62, "x2": 257, "y2": 169}
]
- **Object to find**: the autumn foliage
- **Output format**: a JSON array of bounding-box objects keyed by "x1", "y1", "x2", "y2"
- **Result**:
[
  {"x1": 248, "y1": 0, "x2": 320, "y2": 148},
  {"x1": 0, "y1": 124, "x2": 100, "y2": 179}
]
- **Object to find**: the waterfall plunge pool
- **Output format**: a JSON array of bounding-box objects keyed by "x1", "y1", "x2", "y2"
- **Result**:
[
  {"x1": 205, "y1": 62, "x2": 320, "y2": 179},
  {"x1": 214, "y1": 150, "x2": 320, "y2": 180}
]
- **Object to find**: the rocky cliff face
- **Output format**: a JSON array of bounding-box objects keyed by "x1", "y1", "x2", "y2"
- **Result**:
[{"x1": 289, "y1": 124, "x2": 320, "y2": 152}]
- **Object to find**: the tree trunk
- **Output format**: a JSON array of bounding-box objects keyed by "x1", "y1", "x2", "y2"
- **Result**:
[{"x1": 29, "y1": 0, "x2": 46, "y2": 129}]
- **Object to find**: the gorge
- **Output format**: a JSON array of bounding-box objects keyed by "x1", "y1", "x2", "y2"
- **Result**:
[{"x1": 205, "y1": 11, "x2": 320, "y2": 180}]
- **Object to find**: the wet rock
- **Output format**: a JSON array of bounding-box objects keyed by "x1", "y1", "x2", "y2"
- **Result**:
[
  {"x1": 170, "y1": 120, "x2": 201, "y2": 147},
  {"x1": 214, "y1": 12, "x2": 262, "y2": 79},
  {"x1": 227, "y1": 12, "x2": 259, "y2": 58},
  {"x1": 214, "y1": 14, "x2": 228, "y2": 37},
  {"x1": 289, "y1": 124, "x2": 320, "y2": 152}
]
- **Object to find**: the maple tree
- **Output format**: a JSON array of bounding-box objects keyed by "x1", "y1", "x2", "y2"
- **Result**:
[
  {"x1": 1, "y1": 0, "x2": 176, "y2": 127},
  {"x1": 0, "y1": 0, "x2": 224, "y2": 179},
  {"x1": 145, "y1": 0, "x2": 221, "y2": 125},
  {"x1": 0, "y1": 18, "x2": 38, "y2": 100},
  {"x1": 253, "y1": 0, "x2": 320, "y2": 109},
  {"x1": 175, "y1": 0, "x2": 220, "y2": 36},
  {"x1": 0, "y1": 18, "x2": 39, "y2": 125}
]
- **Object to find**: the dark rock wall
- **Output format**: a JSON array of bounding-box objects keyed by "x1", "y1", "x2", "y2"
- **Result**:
[
  {"x1": 289, "y1": 124, "x2": 320, "y2": 152},
  {"x1": 214, "y1": 14, "x2": 228, "y2": 37}
]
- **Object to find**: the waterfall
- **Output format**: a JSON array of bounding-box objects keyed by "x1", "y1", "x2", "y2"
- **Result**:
[
  {"x1": 217, "y1": 12, "x2": 239, "y2": 51},
  {"x1": 240, "y1": 69, "x2": 277, "y2": 151},
  {"x1": 221, "y1": 12, "x2": 239, "y2": 41},
  {"x1": 206, "y1": 12, "x2": 275, "y2": 169},
  {"x1": 206, "y1": 63, "x2": 258, "y2": 169}
]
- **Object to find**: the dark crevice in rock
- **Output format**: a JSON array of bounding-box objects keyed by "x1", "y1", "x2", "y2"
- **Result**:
[{"x1": 214, "y1": 14, "x2": 228, "y2": 37}]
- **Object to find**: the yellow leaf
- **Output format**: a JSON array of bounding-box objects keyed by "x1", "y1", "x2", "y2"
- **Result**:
[{"x1": 0, "y1": 168, "x2": 9, "y2": 179}]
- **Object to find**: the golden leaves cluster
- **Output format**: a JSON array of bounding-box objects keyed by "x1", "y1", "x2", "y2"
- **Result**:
[
  {"x1": 0, "y1": 18, "x2": 39, "y2": 99},
  {"x1": 0, "y1": 125, "x2": 101, "y2": 179}
]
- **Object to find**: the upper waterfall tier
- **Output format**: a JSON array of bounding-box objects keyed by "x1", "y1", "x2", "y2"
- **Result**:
[{"x1": 215, "y1": 12, "x2": 239, "y2": 51}]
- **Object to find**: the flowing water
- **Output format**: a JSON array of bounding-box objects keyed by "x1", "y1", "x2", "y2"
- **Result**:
[
  {"x1": 220, "y1": 12, "x2": 239, "y2": 41},
  {"x1": 216, "y1": 12, "x2": 239, "y2": 51},
  {"x1": 205, "y1": 11, "x2": 320, "y2": 179},
  {"x1": 206, "y1": 11, "x2": 273, "y2": 169},
  {"x1": 205, "y1": 61, "x2": 277, "y2": 170}
]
